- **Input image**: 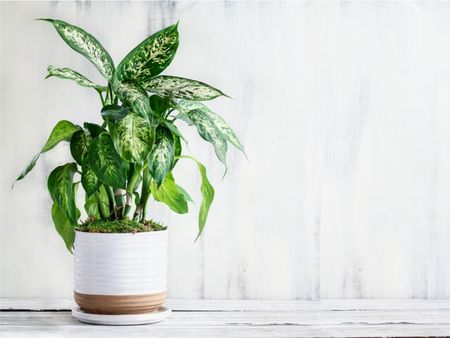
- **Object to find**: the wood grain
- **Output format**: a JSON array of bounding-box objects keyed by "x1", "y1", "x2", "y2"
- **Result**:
[{"x1": 1, "y1": 299, "x2": 450, "y2": 337}]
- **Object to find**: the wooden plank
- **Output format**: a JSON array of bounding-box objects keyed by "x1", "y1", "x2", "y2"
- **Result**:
[
  {"x1": 1, "y1": 299, "x2": 450, "y2": 337},
  {"x1": 2, "y1": 298, "x2": 450, "y2": 311},
  {"x1": 1, "y1": 312, "x2": 450, "y2": 338}
]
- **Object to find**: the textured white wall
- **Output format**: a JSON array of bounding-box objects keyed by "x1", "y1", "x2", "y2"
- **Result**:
[{"x1": 1, "y1": 1, "x2": 450, "y2": 299}]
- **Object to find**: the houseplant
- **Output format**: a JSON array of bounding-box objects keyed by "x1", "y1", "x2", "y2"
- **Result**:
[{"x1": 14, "y1": 19, "x2": 243, "y2": 322}]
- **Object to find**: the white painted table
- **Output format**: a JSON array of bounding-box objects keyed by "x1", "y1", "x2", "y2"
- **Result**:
[{"x1": 1, "y1": 298, "x2": 450, "y2": 337}]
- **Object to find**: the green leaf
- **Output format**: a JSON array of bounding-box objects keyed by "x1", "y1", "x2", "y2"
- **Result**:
[
  {"x1": 149, "y1": 95, "x2": 170, "y2": 115},
  {"x1": 40, "y1": 19, "x2": 114, "y2": 81},
  {"x1": 177, "y1": 100, "x2": 244, "y2": 153},
  {"x1": 148, "y1": 126, "x2": 174, "y2": 186},
  {"x1": 111, "y1": 114, "x2": 155, "y2": 163},
  {"x1": 141, "y1": 76, "x2": 226, "y2": 101},
  {"x1": 47, "y1": 163, "x2": 78, "y2": 224},
  {"x1": 81, "y1": 157, "x2": 101, "y2": 196},
  {"x1": 15, "y1": 120, "x2": 79, "y2": 185},
  {"x1": 70, "y1": 130, "x2": 91, "y2": 165},
  {"x1": 151, "y1": 173, "x2": 189, "y2": 214},
  {"x1": 84, "y1": 193, "x2": 100, "y2": 218},
  {"x1": 163, "y1": 120, "x2": 187, "y2": 143},
  {"x1": 83, "y1": 122, "x2": 105, "y2": 137},
  {"x1": 45, "y1": 65, "x2": 106, "y2": 90},
  {"x1": 51, "y1": 202, "x2": 76, "y2": 253},
  {"x1": 88, "y1": 133, "x2": 127, "y2": 189},
  {"x1": 115, "y1": 23, "x2": 179, "y2": 82},
  {"x1": 101, "y1": 105, "x2": 130, "y2": 122},
  {"x1": 41, "y1": 120, "x2": 80, "y2": 152},
  {"x1": 178, "y1": 156, "x2": 214, "y2": 240},
  {"x1": 186, "y1": 109, "x2": 228, "y2": 169},
  {"x1": 112, "y1": 80, "x2": 153, "y2": 122},
  {"x1": 172, "y1": 132, "x2": 181, "y2": 168}
]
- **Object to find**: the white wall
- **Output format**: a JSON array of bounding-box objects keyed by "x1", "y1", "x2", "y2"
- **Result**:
[{"x1": 1, "y1": 1, "x2": 450, "y2": 299}]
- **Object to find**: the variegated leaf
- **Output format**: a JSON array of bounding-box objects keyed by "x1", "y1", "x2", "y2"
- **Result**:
[
  {"x1": 186, "y1": 109, "x2": 228, "y2": 168},
  {"x1": 177, "y1": 100, "x2": 244, "y2": 153},
  {"x1": 141, "y1": 76, "x2": 225, "y2": 101},
  {"x1": 15, "y1": 120, "x2": 79, "y2": 185},
  {"x1": 51, "y1": 202, "x2": 76, "y2": 253},
  {"x1": 115, "y1": 23, "x2": 179, "y2": 82},
  {"x1": 46, "y1": 66, "x2": 106, "y2": 90},
  {"x1": 112, "y1": 80, "x2": 153, "y2": 122},
  {"x1": 47, "y1": 163, "x2": 78, "y2": 224},
  {"x1": 151, "y1": 173, "x2": 189, "y2": 214},
  {"x1": 111, "y1": 114, "x2": 155, "y2": 163},
  {"x1": 87, "y1": 133, "x2": 127, "y2": 189},
  {"x1": 70, "y1": 130, "x2": 91, "y2": 165},
  {"x1": 148, "y1": 126, "x2": 174, "y2": 186},
  {"x1": 40, "y1": 19, "x2": 114, "y2": 81},
  {"x1": 81, "y1": 157, "x2": 100, "y2": 196}
]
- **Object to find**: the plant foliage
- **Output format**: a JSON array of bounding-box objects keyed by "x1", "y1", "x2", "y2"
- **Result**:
[{"x1": 15, "y1": 19, "x2": 244, "y2": 251}]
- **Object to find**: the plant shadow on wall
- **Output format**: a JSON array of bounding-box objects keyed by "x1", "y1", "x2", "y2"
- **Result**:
[{"x1": 13, "y1": 19, "x2": 245, "y2": 250}]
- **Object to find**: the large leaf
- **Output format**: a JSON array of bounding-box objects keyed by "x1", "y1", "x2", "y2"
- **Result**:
[
  {"x1": 40, "y1": 19, "x2": 114, "y2": 81},
  {"x1": 15, "y1": 120, "x2": 79, "y2": 184},
  {"x1": 151, "y1": 173, "x2": 189, "y2": 214},
  {"x1": 84, "y1": 122, "x2": 105, "y2": 137},
  {"x1": 87, "y1": 133, "x2": 127, "y2": 188},
  {"x1": 178, "y1": 156, "x2": 214, "y2": 240},
  {"x1": 177, "y1": 100, "x2": 244, "y2": 153},
  {"x1": 112, "y1": 80, "x2": 153, "y2": 121},
  {"x1": 70, "y1": 130, "x2": 91, "y2": 165},
  {"x1": 111, "y1": 114, "x2": 155, "y2": 163},
  {"x1": 101, "y1": 104, "x2": 130, "y2": 122},
  {"x1": 115, "y1": 23, "x2": 179, "y2": 82},
  {"x1": 81, "y1": 157, "x2": 101, "y2": 196},
  {"x1": 141, "y1": 76, "x2": 226, "y2": 101},
  {"x1": 45, "y1": 65, "x2": 106, "y2": 90},
  {"x1": 148, "y1": 126, "x2": 174, "y2": 186},
  {"x1": 186, "y1": 109, "x2": 228, "y2": 168},
  {"x1": 47, "y1": 163, "x2": 78, "y2": 224},
  {"x1": 51, "y1": 203, "x2": 76, "y2": 253}
]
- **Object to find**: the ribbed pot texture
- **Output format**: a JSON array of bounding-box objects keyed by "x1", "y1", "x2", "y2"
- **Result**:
[{"x1": 73, "y1": 230, "x2": 168, "y2": 314}]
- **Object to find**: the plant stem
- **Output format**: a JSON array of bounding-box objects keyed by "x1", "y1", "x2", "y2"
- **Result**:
[
  {"x1": 123, "y1": 165, "x2": 141, "y2": 218},
  {"x1": 97, "y1": 191, "x2": 109, "y2": 219},
  {"x1": 106, "y1": 186, "x2": 116, "y2": 218},
  {"x1": 114, "y1": 189, "x2": 125, "y2": 219},
  {"x1": 97, "y1": 89, "x2": 105, "y2": 106},
  {"x1": 139, "y1": 169, "x2": 151, "y2": 223}
]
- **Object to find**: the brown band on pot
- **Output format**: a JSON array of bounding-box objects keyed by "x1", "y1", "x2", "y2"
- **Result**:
[{"x1": 74, "y1": 291, "x2": 167, "y2": 314}]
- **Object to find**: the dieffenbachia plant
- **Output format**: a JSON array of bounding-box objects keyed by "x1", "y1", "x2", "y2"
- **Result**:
[{"x1": 14, "y1": 19, "x2": 244, "y2": 252}]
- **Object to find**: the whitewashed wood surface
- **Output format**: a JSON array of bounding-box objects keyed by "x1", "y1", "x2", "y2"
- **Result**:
[
  {"x1": 1, "y1": 1, "x2": 450, "y2": 300},
  {"x1": 1, "y1": 298, "x2": 450, "y2": 337}
]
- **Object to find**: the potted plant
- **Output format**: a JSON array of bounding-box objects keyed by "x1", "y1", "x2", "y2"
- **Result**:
[{"x1": 14, "y1": 18, "x2": 243, "y2": 324}]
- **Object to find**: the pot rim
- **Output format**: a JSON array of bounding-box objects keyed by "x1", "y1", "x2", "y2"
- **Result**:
[{"x1": 75, "y1": 228, "x2": 168, "y2": 237}]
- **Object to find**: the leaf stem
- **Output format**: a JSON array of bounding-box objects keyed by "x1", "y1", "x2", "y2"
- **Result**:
[{"x1": 96, "y1": 89, "x2": 105, "y2": 106}]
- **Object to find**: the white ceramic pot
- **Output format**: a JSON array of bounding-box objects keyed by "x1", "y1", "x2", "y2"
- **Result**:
[{"x1": 73, "y1": 230, "x2": 168, "y2": 314}]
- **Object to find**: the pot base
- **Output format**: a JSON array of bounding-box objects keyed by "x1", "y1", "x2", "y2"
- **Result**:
[
  {"x1": 72, "y1": 306, "x2": 171, "y2": 325},
  {"x1": 74, "y1": 291, "x2": 167, "y2": 314}
]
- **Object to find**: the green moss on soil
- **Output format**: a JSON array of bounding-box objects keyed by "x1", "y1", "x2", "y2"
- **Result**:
[{"x1": 76, "y1": 218, "x2": 166, "y2": 233}]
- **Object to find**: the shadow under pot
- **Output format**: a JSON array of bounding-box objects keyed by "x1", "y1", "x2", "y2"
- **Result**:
[{"x1": 73, "y1": 230, "x2": 168, "y2": 315}]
